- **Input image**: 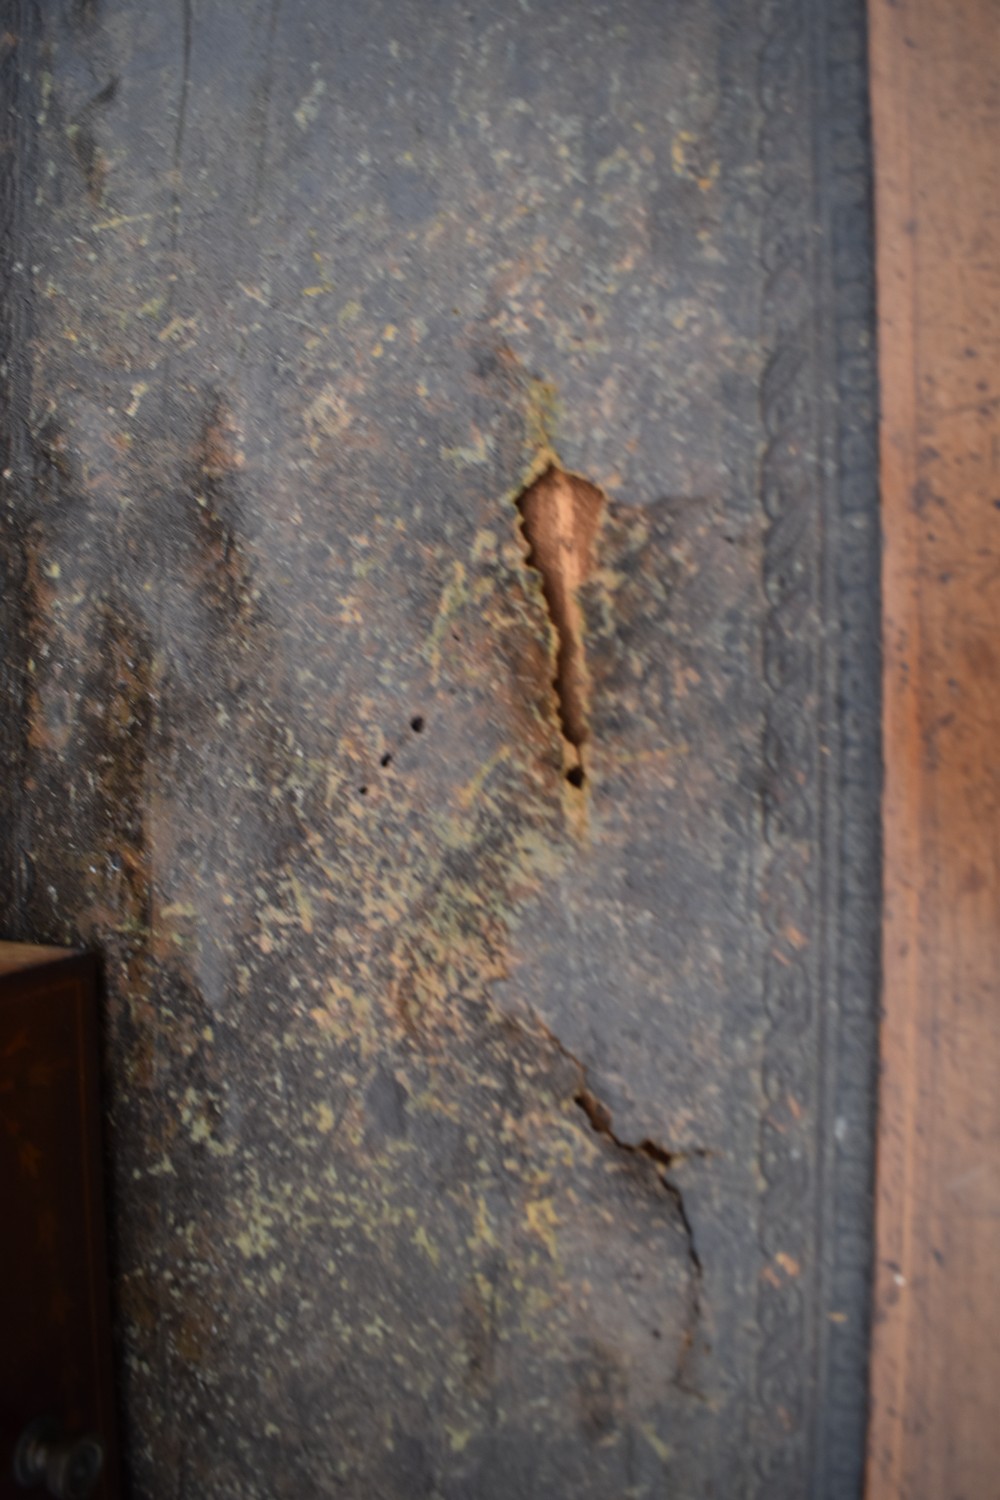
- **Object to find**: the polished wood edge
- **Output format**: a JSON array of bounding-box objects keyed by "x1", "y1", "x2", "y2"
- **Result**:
[{"x1": 0, "y1": 941, "x2": 88, "y2": 976}]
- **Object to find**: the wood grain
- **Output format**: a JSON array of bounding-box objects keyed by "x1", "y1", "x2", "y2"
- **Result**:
[
  {"x1": 0, "y1": 950, "x2": 120, "y2": 1499},
  {"x1": 867, "y1": 1, "x2": 1000, "y2": 1494}
]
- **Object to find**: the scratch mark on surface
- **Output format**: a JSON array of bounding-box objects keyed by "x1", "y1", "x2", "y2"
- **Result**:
[
  {"x1": 169, "y1": 0, "x2": 193, "y2": 251},
  {"x1": 251, "y1": 0, "x2": 282, "y2": 219}
]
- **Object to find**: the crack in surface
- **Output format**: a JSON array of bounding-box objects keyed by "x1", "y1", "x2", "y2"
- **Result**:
[{"x1": 524, "y1": 1013, "x2": 709, "y2": 1389}]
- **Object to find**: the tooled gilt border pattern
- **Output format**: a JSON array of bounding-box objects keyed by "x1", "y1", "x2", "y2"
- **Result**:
[{"x1": 753, "y1": 0, "x2": 879, "y2": 1495}]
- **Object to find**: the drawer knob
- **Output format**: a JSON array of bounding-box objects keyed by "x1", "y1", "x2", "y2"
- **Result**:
[{"x1": 12, "y1": 1416, "x2": 105, "y2": 1499}]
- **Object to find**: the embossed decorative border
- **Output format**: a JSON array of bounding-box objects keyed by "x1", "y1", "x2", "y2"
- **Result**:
[
  {"x1": 752, "y1": 0, "x2": 880, "y2": 1494},
  {"x1": 811, "y1": 0, "x2": 880, "y2": 1493},
  {"x1": 754, "y1": 0, "x2": 823, "y2": 1488}
]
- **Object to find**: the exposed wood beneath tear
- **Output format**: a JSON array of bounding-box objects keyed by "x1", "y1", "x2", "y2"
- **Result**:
[{"x1": 516, "y1": 466, "x2": 604, "y2": 783}]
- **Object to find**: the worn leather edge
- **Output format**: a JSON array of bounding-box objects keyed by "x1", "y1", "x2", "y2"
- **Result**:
[{"x1": 751, "y1": 0, "x2": 880, "y2": 1494}]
